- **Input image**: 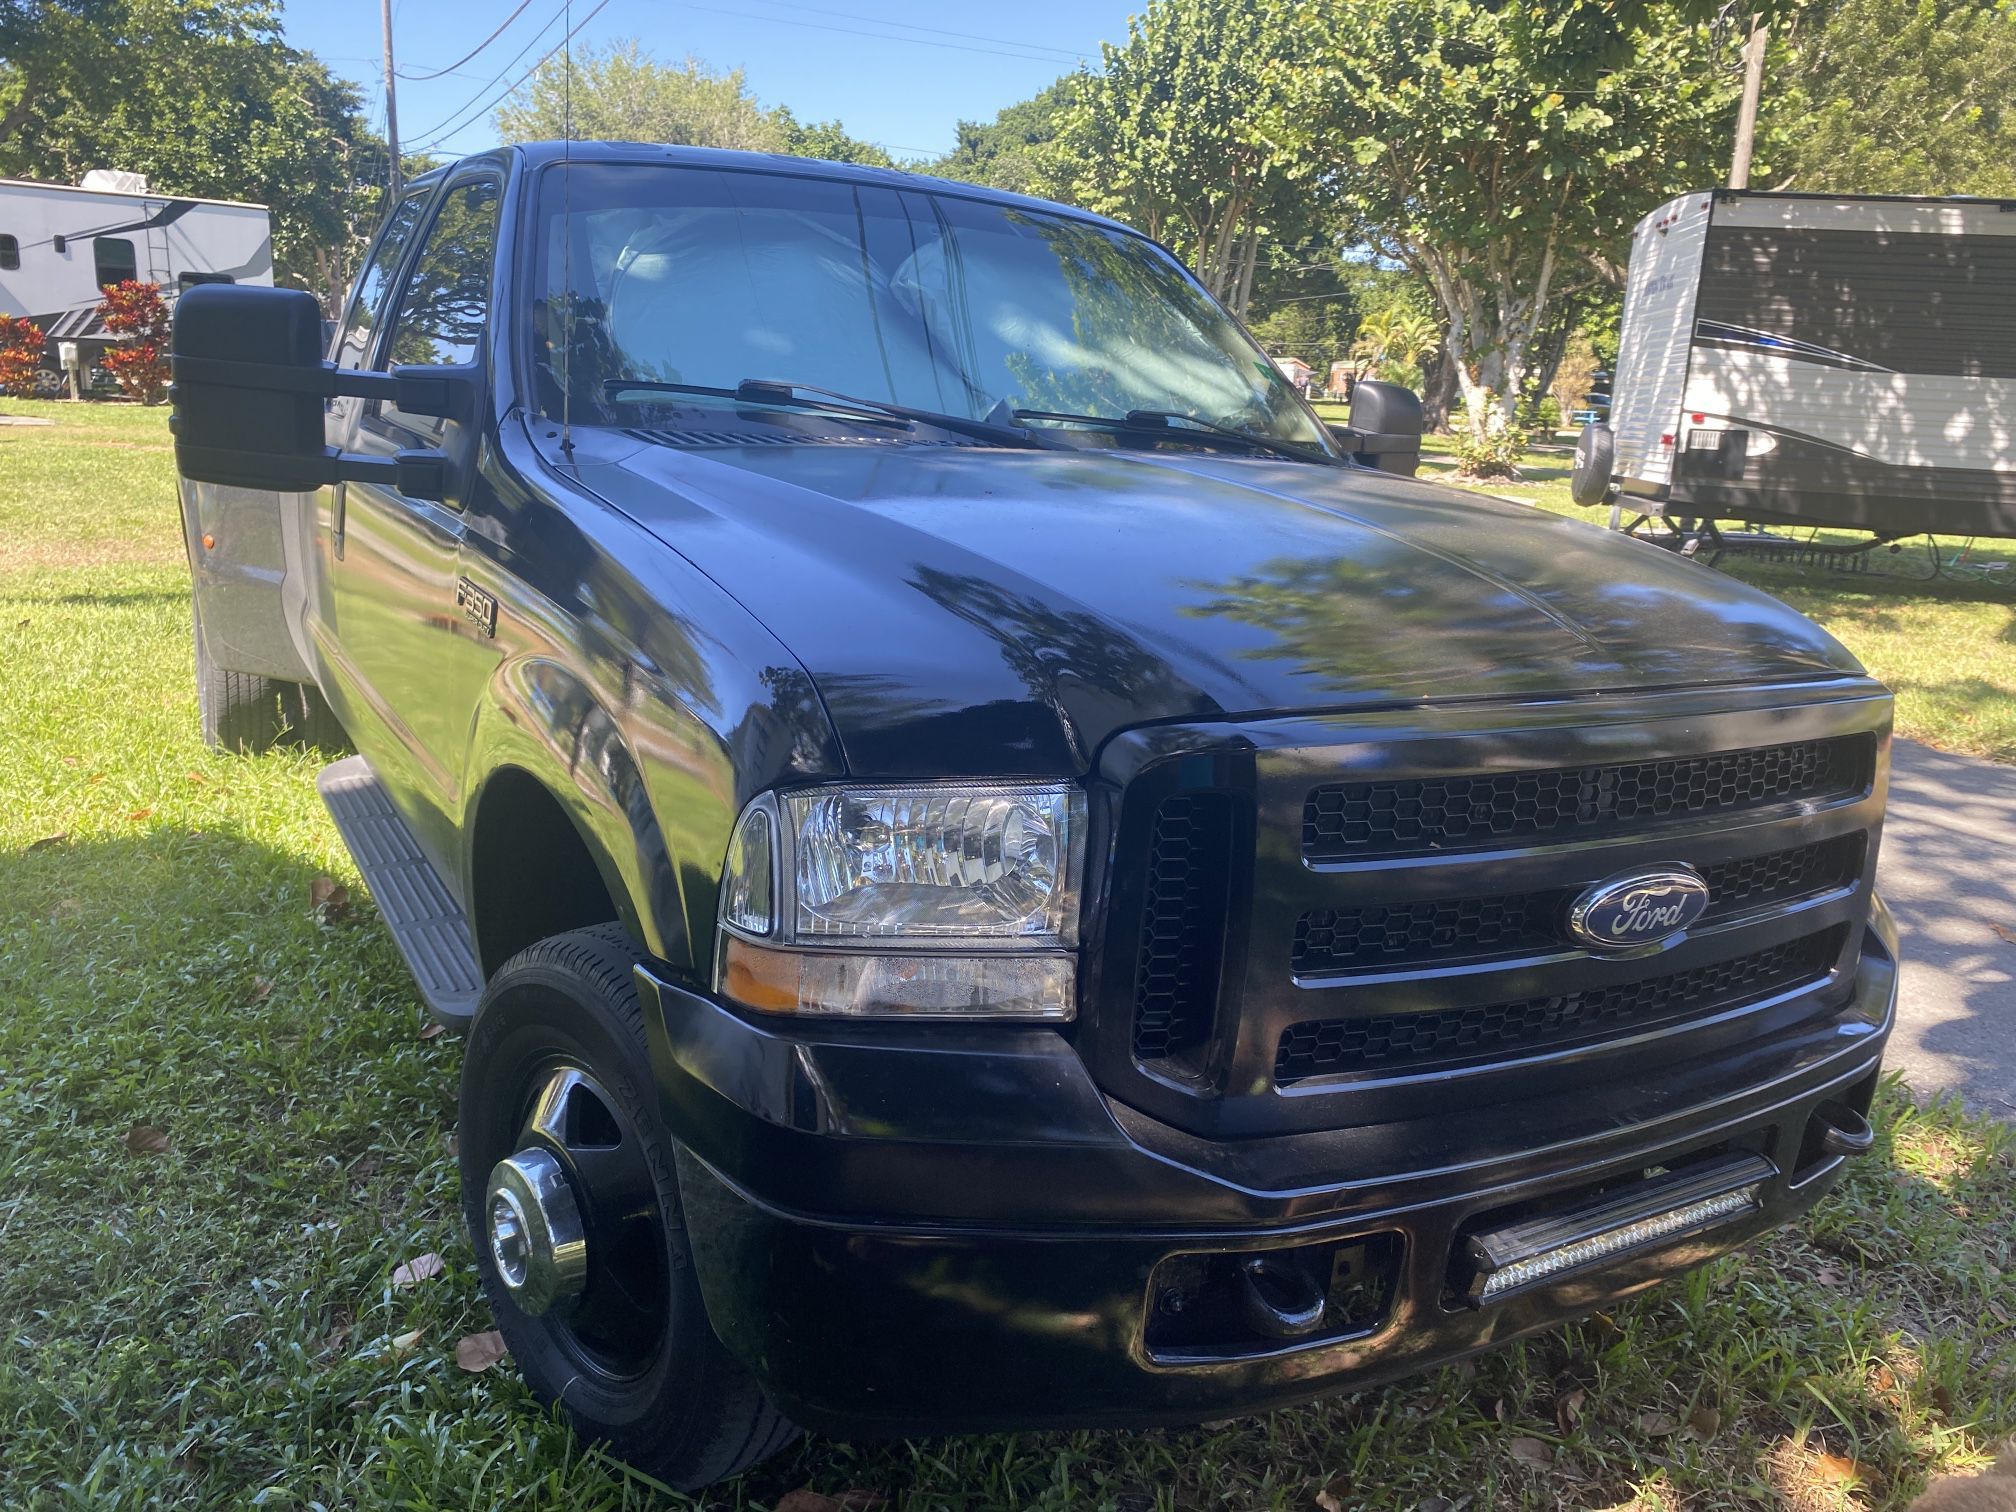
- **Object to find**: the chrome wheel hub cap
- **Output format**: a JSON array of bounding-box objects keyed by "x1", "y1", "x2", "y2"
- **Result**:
[{"x1": 485, "y1": 1145, "x2": 587, "y2": 1315}]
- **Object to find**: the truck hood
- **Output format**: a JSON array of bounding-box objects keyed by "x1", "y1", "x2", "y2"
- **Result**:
[{"x1": 569, "y1": 434, "x2": 1863, "y2": 776}]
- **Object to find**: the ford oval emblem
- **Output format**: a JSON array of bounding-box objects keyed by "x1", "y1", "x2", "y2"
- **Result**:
[{"x1": 1566, "y1": 867, "x2": 1711, "y2": 953}]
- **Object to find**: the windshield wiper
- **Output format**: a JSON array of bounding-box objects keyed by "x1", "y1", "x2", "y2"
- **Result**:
[
  {"x1": 606, "y1": 378, "x2": 1043, "y2": 448},
  {"x1": 1013, "y1": 407, "x2": 1332, "y2": 463}
]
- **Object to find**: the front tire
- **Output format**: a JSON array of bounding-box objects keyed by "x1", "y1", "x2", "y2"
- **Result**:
[{"x1": 459, "y1": 925, "x2": 796, "y2": 1490}]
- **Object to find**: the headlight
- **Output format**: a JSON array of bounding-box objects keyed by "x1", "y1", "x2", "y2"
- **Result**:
[{"x1": 714, "y1": 782, "x2": 1085, "y2": 1020}]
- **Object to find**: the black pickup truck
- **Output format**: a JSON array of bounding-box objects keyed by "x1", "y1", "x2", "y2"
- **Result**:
[{"x1": 169, "y1": 143, "x2": 1896, "y2": 1489}]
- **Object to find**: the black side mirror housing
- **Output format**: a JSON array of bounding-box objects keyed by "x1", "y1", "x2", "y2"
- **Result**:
[
  {"x1": 169, "y1": 284, "x2": 480, "y2": 502},
  {"x1": 1329, "y1": 380, "x2": 1423, "y2": 476}
]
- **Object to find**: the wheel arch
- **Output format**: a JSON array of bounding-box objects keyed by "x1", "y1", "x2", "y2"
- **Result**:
[{"x1": 462, "y1": 657, "x2": 695, "y2": 981}]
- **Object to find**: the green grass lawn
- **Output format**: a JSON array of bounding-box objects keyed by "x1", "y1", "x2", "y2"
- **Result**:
[{"x1": 2, "y1": 400, "x2": 2013, "y2": 1509}]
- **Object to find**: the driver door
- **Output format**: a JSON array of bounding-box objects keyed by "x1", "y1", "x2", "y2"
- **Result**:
[{"x1": 325, "y1": 173, "x2": 504, "y2": 861}]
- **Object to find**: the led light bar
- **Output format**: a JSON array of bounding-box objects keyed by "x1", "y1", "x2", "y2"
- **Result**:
[{"x1": 1464, "y1": 1152, "x2": 1776, "y2": 1305}]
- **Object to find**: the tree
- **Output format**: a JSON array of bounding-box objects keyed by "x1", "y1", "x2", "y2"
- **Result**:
[
  {"x1": 1550, "y1": 329, "x2": 1601, "y2": 417},
  {"x1": 1290, "y1": 0, "x2": 1742, "y2": 439},
  {"x1": 495, "y1": 42, "x2": 790, "y2": 151},
  {"x1": 1058, "y1": 0, "x2": 1322, "y2": 318},
  {"x1": 0, "y1": 0, "x2": 389, "y2": 313},
  {"x1": 1762, "y1": 0, "x2": 2016, "y2": 196},
  {"x1": 495, "y1": 40, "x2": 896, "y2": 169},
  {"x1": 776, "y1": 111, "x2": 895, "y2": 168},
  {"x1": 934, "y1": 77, "x2": 1079, "y2": 195}
]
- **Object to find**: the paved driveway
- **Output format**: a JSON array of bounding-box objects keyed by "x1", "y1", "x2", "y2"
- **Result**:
[{"x1": 1878, "y1": 739, "x2": 2016, "y2": 1117}]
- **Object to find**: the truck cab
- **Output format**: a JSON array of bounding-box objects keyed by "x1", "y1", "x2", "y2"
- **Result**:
[{"x1": 171, "y1": 144, "x2": 1895, "y2": 1490}]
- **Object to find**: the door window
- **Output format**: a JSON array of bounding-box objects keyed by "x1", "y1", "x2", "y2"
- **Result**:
[
  {"x1": 335, "y1": 192, "x2": 428, "y2": 368},
  {"x1": 93, "y1": 236, "x2": 137, "y2": 288},
  {"x1": 380, "y1": 179, "x2": 502, "y2": 439},
  {"x1": 0, "y1": 234, "x2": 18, "y2": 271}
]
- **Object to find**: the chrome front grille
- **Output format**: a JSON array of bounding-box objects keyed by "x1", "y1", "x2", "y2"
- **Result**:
[{"x1": 1102, "y1": 691, "x2": 1890, "y2": 1138}]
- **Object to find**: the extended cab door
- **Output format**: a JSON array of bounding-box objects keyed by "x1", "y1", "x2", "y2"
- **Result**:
[{"x1": 323, "y1": 172, "x2": 505, "y2": 861}]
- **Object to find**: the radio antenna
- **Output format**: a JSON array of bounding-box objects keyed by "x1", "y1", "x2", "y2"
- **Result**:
[{"x1": 559, "y1": 0, "x2": 575, "y2": 457}]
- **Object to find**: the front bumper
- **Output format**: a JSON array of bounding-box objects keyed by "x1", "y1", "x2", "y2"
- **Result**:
[{"x1": 638, "y1": 903, "x2": 1897, "y2": 1437}]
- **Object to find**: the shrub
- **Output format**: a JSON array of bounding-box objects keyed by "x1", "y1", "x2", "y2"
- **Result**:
[
  {"x1": 97, "y1": 280, "x2": 171, "y2": 404},
  {"x1": 1452, "y1": 389, "x2": 1527, "y2": 479},
  {"x1": 0, "y1": 313, "x2": 45, "y2": 397}
]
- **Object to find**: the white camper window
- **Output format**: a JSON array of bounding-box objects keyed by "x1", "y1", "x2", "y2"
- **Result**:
[
  {"x1": 94, "y1": 236, "x2": 137, "y2": 289},
  {"x1": 0, "y1": 235, "x2": 18, "y2": 271}
]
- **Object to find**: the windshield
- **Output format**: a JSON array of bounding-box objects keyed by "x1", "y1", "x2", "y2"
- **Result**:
[{"x1": 531, "y1": 163, "x2": 1328, "y2": 451}]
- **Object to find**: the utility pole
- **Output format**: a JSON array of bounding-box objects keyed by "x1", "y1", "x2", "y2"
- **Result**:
[
  {"x1": 382, "y1": 0, "x2": 402, "y2": 200},
  {"x1": 1729, "y1": 16, "x2": 1767, "y2": 189}
]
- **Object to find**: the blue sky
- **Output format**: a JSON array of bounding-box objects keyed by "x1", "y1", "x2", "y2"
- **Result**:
[{"x1": 280, "y1": 0, "x2": 1141, "y2": 165}]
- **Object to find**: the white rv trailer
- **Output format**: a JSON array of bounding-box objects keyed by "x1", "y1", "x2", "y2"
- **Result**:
[
  {"x1": 1574, "y1": 189, "x2": 2016, "y2": 540},
  {"x1": 0, "y1": 172, "x2": 273, "y2": 369}
]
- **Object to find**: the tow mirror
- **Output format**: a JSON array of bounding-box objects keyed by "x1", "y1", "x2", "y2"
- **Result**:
[
  {"x1": 169, "y1": 285, "x2": 479, "y2": 502},
  {"x1": 1326, "y1": 380, "x2": 1423, "y2": 477}
]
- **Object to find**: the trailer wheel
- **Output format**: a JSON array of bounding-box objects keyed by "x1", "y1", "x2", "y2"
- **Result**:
[{"x1": 1571, "y1": 423, "x2": 1616, "y2": 506}]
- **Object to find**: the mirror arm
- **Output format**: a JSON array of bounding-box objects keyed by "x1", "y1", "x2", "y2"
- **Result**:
[{"x1": 168, "y1": 355, "x2": 476, "y2": 422}]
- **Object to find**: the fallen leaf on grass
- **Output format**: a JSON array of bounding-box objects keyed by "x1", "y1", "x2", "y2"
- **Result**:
[
  {"x1": 1814, "y1": 1266, "x2": 1847, "y2": 1287},
  {"x1": 60, "y1": 756, "x2": 80, "y2": 767},
  {"x1": 391, "y1": 1252, "x2": 444, "y2": 1288},
  {"x1": 184, "y1": 771, "x2": 207, "y2": 785},
  {"x1": 418, "y1": 1021, "x2": 445, "y2": 1041},
  {"x1": 1814, "y1": 1452, "x2": 1864, "y2": 1488},
  {"x1": 1315, "y1": 1490, "x2": 1346, "y2": 1512},
  {"x1": 1637, "y1": 1409, "x2": 1681, "y2": 1437},
  {"x1": 126, "y1": 807, "x2": 152, "y2": 822},
  {"x1": 1555, "y1": 1387, "x2": 1587, "y2": 1434},
  {"x1": 1508, "y1": 1436, "x2": 1554, "y2": 1468},
  {"x1": 247, "y1": 976, "x2": 273, "y2": 1004},
  {"x1": 390, "y1": 1328, "x2": 423, "y2": 1353},
  {"x1": 454, "y1": 1330, "x2": 508, "y2": 1372},
  {"x1": 1992, "y1": 922, "x2": 2016, "y2": 946},
  {"x1": 28, "y1": 832, "x2": 68, "y2": 851},
  {"x1": 1988, "y1": 1300, "x2": 2011, "y2": 1327},
  {"x1": 1688, "y1": 1404, "x2": 1723, "y2": 1438},
  {"x1": 309, "y1": 876, "x2": 350, "y2": 921},
  {"x1": 124, "y1": 1124, "x2": 170, "y2": 1154}
]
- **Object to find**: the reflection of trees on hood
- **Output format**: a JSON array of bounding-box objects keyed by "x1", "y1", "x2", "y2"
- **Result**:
[
  {"x1": 912, "y1": 565, "x2": 1189, "y2": 708},
  {"x1": 1186, "y1": 556, "x2": 1560, "y2": 696}
]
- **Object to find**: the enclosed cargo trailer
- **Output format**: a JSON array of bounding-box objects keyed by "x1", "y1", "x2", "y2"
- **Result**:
[{"x1": 1574, "y1": 189, "x2": 2016, "y2": 541}]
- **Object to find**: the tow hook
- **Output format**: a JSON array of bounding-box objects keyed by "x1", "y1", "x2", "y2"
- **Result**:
[{"x1": 1237, "y1": 1254, "x2": 1328, "y2": 1340}]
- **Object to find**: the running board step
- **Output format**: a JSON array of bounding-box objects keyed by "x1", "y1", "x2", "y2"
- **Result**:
[{"x1": 318, "y1": 755, "x2": 482, "y2": 1026}]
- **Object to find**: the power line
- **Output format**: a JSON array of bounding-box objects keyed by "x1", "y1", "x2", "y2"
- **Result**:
[
  {"x1": 409, "y1": 0, "x2": 612, "y2": 150},
  {"x1": 404, "y1": 0, "x2": 571, "y2": 145},
  {"x1": 734, "y1": 0, "x2": 1090, "y2": 63},
  {"x1": 399, "y1": 0, "x2": 538, "y2": 80}
]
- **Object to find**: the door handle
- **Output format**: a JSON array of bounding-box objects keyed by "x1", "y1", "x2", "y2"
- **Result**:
[{"x1": 331, "y1": 482, "x2": 347, "y2": 561}]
